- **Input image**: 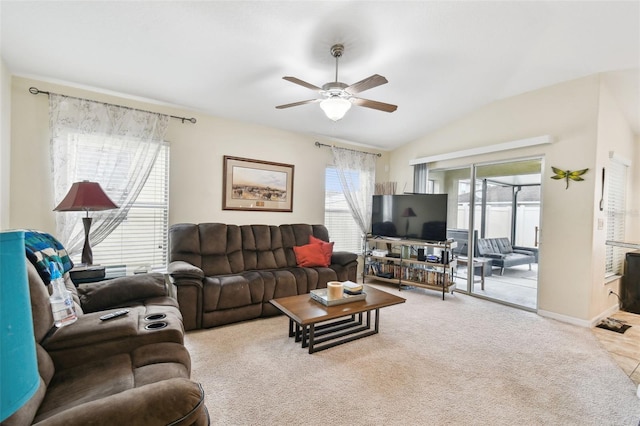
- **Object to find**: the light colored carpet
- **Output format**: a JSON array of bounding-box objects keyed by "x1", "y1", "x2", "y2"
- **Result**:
[{"x1": 184, "y1": 284, "x2": 640, "y2": 425}]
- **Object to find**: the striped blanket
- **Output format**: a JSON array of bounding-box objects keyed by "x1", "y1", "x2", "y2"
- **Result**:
[{"x1": 24, "y1": 231, "x2": 74, "y2": 286}]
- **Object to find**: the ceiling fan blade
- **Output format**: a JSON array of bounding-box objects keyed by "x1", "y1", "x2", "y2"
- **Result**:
[
  {"x1": 275, "y1": 99, "x2": 320, "y2": 109},
  {"x1": 352, "y1": 97, "x2": 398, "y2": 113},
  {"x1": 345, "y1": 74, "x2": 388, "y2": 94},
  {"x1": 282, "y1": 76, "x2": 322, "y2": 92}
]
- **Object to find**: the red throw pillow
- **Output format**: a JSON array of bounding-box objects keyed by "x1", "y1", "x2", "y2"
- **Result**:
[
  {"x1": 293, "y1": 244, "x2": 329, "y2": 267},
  {"x1": 309, "y1": 235, "x2": 334, "y2": 265}
]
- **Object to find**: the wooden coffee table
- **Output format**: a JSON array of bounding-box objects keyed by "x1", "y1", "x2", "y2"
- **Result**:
[{"x1": 270, "y1": 285, "x2": 405, "y2": 353}]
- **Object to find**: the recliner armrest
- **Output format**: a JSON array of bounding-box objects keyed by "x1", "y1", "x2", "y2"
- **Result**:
[
  {"x1": 330, "y1": 251, "x2": 358, "y2": 266},
  {"x1": 37, "y1": 378, "x2": 207, "y2": 426},
  {"x1": 168, "y1": 260, "x2": 205, "y2": 280},
  {"x1": 77, "y1": 273, "x2": 168, "y2": 313}
]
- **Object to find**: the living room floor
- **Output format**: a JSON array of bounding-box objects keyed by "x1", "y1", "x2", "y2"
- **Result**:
[{"x1": 592, "y1": 310, "x2": 640, "y2": 387}]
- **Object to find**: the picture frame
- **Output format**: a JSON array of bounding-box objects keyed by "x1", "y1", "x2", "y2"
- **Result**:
[{"x1": 223, "y1": 156, "x2": 294, "y2": 212}]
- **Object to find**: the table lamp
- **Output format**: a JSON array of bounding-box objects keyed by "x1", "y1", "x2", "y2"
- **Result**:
[
  {"x1": 53, "y1": 180, "x2": 118, "y2": 265},
  {"x1": 0, "y1": 231, "x2": 39, "y2": 421}
]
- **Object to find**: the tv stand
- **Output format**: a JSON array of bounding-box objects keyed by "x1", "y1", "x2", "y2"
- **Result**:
[{"x1": 364, "y1": 237, "x2": 457, "y2": 300}]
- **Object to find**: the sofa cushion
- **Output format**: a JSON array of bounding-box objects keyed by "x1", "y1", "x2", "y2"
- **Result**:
[
  {"x1": 280, "y1": 224, "x2": 329, "y2": 267},
  {"x1": 203, "y1": 275, "x2": 253, "y2": 311},
  {"x1": 495, "y1": 237, "x2": 513, "y2": 254},
  {"x1": 259, "y1": 269, "x2": 299, "y2": 301},
  {"x1": 309, "y1": 235, "x2": 334, "y2": 265},
  {"x1": 293, "y1": 243, "x2": 329, "y2": 267},
  {"x1": 241, "y1": 225, "x2": 287, "y2": 270},
  {"x1": 201, "y1": 223, "x2": 244, "y2": 275}
]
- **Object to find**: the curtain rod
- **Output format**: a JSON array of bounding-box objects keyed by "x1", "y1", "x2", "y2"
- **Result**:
[
  {"x1": 314, "y1": 141, "x2": 381, "y2": 157},
  {"x1": 29, "y1": 87, "x2": 197, "y2": 124}
]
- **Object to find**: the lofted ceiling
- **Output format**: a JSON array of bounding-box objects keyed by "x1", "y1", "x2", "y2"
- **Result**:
[{"x1": 1, "y1": 1, "x2": 638, "y2": 150}]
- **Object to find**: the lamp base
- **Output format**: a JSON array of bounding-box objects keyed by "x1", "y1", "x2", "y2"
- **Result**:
[{"x1": 81, "y1": 217, "x2": 93, "y2": 265}]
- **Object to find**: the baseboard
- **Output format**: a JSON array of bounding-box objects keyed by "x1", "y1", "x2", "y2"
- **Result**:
[
  {"x1": 537, "y1": 309, "x2": 591, "y2": 327},
  {"x1": 538, "y1": 304, "x2": 620, "y2": 328},
  {"x1": 591, "y1": 304, "x2": 620, "y2": 327}
]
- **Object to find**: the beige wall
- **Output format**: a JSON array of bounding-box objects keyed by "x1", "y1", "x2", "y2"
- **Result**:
[
  {"x1": 592, "y1": 80, "x2": 638, "y2": 317},
  {"x1": 0, "y1": 59, "x2": 11, "y2": 229},
  {"x1": 389, "y1": 74, "x2": 639, "y2": 324},
  {"x1": 9, "y1": 76, "x2": 390, "y2": 233}
]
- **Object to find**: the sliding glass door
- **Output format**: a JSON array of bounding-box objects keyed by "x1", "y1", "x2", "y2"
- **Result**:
[
  {"x1": 429, "y1": 166, "x2": 473, "y2": 293},
  {"x1": 430, "y1": 158, "x2": 542, "y2": 310}
]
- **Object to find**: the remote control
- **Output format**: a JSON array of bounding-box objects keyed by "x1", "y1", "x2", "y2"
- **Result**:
[{"x1": 99, "y1": 309, "x2": 129, "y2": 321}]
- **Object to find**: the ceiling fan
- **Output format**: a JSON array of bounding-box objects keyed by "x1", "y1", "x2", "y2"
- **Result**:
[{"x1": 276, "y1": 43, "x2": 397, "y2": 121}]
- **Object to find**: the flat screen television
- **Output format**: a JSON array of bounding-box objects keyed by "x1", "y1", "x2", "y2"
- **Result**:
[{"x1": 371, "y1": 194, "x2": 448, "y2": 242}]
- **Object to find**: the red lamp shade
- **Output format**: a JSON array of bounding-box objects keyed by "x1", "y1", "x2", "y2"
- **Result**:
[
  {"x1": 53, "y1": 181, "x2": 118, "y2": 265},
  {"x1": 53, "y1": 181, "x2": 118, "y2": 212}
]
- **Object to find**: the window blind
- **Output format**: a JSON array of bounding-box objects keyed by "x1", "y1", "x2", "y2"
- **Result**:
[
  {"x1": 324, "y1": 167, "x2": 362, "y2": 253},
  {"x1": 605, "y1": 158, "x2": 627, "y2": 276},
  {"x1": 71, "y1": 139, "x2": 170, "y2": 271}
]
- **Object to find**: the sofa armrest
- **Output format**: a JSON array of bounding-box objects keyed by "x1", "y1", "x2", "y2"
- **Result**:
[
  {"x1": 330, "y1": 251, "x2": 358, "y2": 266},
  {"x1": 483, "y1": 253, "x2": 506, "y2": 260},
  {"x1": 77, "y1": 273, "x2": 168, "y2": 313},
  {"x1": 513, "y1": 246, "x2": 538, "y2": 261},
  {"x1": 168, "y1": 261, "x2": 204, "y2": 331},
  {"x1": 169, "y1": 260, "x2": 205, "y2": 280},
  {"x1": 36, "y1": 378, "x2": 207, "y2": 426}
]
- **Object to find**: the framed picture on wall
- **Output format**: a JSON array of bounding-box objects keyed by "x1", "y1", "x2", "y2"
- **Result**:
[{"x1": 223, "y1": 156, "x2": 294, "y2": 212}]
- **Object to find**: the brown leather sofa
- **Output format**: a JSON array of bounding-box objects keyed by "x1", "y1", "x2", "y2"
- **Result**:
[
  {"x1": 168, "y1": 223, "x2": 359, "y2": 330},
  {"x1": 3, "y1": 260, "x2": 209, "y2": 425}
]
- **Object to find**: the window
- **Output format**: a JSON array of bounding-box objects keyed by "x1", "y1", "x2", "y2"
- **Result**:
[
  {"x1": 324, "y1": 166, "x2": 362, "y2": 253},
  {"x1": 70, "y1": 136, "x2": 170, "y2": 271},
  {"x1": 606, "y1": 157, "x2": 628, "y2": 276}
]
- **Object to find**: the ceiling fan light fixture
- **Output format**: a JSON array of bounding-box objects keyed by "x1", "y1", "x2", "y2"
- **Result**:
[
  {"x1": 320, "y1": 97, "x2": 352, "y2": 121},
  {"x1": 277, "y1": 43, "x2": 397, "y2": 117}
]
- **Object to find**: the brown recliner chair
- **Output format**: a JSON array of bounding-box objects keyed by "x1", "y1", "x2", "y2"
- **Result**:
[{"x1": 2, "y1": 261, "x2": 209, "y2": 425}]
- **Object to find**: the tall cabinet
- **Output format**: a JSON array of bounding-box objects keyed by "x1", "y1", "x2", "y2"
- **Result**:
[{"x1": 364, "y1": 237, "x2": 457, "y2": 300}]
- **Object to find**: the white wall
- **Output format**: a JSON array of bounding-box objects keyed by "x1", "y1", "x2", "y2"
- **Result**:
[
  {"x1": 9, "y1": 76, "x2": 390, "y2": 234},
  {"x1": 389, "y1": 74, "x2": 639, "y2": 324},
  {"x1": 0, "y1": 59, "x2": 11, "y2": 229}
]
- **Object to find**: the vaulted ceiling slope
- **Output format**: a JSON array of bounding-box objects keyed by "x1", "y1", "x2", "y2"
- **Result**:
[{"x1": 2, "y1": 1, "x2": 638, "y2": 150}]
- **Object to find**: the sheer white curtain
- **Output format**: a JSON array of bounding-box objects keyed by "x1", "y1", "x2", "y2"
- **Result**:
[
  {"x1": 331, "y1": 146, "x2": 376, "y2": 253},
  {"x1": 49, "y1": 94, "x2": 169, "y2": 256},
  {"x1": 413, "y1": 163, "x2": 429, "y2": 193}
]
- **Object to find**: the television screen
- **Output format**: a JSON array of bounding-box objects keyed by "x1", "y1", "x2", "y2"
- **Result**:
[{"x1": 371, "y1": 194, "x2": 448, "y2": 242}]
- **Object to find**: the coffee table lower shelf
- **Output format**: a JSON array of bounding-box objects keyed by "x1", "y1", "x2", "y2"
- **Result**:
[
  {"x1": 270, "y1": 285, "x2": 405, "y2": 354},
  {"x1": 288, "y1": 311, "x2": 379, "y2": 354}
]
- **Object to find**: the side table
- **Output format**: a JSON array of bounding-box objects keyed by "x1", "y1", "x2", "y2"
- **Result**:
[
  {"x1": 70, "y1": 265, "x2": 148, "y2": 285},
  {"x1": 456, "y1": 257, "x2": 492, "y2": 290}
]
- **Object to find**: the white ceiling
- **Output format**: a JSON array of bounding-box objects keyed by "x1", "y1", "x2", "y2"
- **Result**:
[{"x1": 2, "y1": 1, "x2": 639, "y2": 150}]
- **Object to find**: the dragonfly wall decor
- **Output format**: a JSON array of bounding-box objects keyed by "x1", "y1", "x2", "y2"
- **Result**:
[{"x1": 550, "y1": 167, "x2": 589, "y2": 189}]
